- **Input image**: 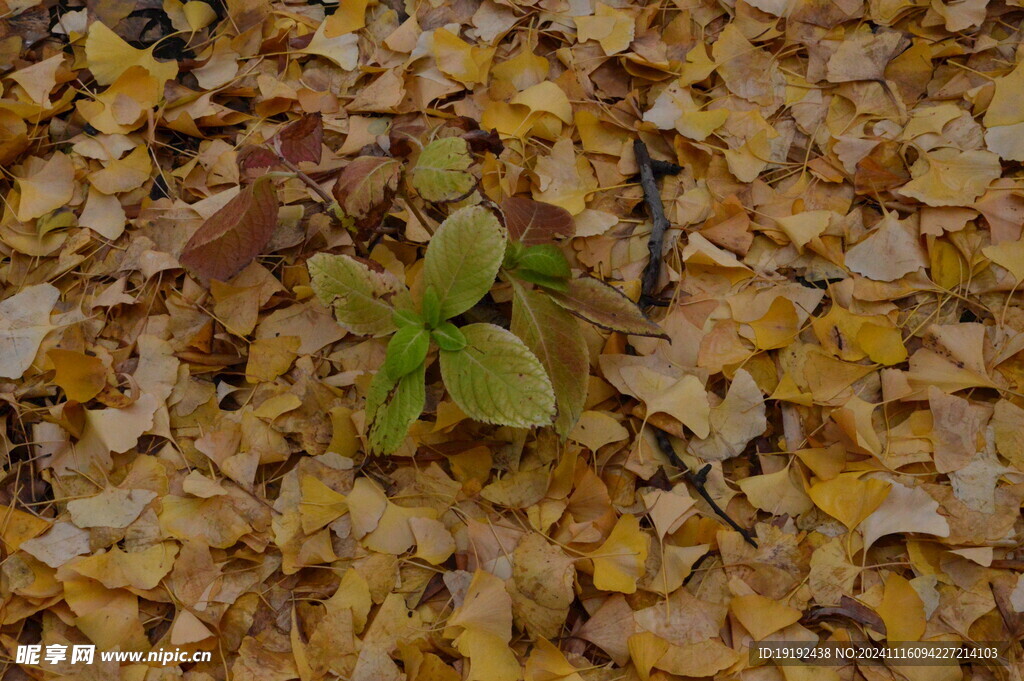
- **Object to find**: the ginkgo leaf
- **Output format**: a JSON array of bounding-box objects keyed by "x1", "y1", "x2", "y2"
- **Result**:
[
  {"x1": 308, "y1": 252, "x2": 409, "y2": 337},
  {"x1": 588, "y1": 514, "x2": 649, "y2": 594},
  {"x1": 15, "y1": 153, "x2": 75, "y2": 222},
  {"x1": 618, "y1": 365, "x2": 710, "y2": 437},
  {"x1": 439, "y1": 323, "x2": 555, "y2": 428},
  {"x1": 445, "y1": 570, "x2": 518, "y2": 681},
  {"x1": 575, "y1": 3, "x2": 636, "y2": 56},
  {"x1": 730, "y1": 594, "x2": 802, "y2": 639},
  {"x1": 809, "y1": 474, "x2": 891, "y2": 530},
  {"x1": 299, "y1": 476, "x2": 348, "y2": 534},
  {"x1": 899, "y1": 148, "x2": 1001, "y2": 207},
  {"x1": 432, "y1": 28, "x2": 494, "y2": 87},
  {"x1": 877, "y1": 573, "x2": 926, "y2": 641},
  {"x1": 845, "y1": 213, "x2": 928, "y2": 281},
  {"x1": 423, "y1": 205, "x2": 506, "y2": 320},
  {"x1": 689, "y1": 370, "x2": 766, "y2": 461},
  {"x1": 860, "y1": 481, "x2": 949, "y2": 550},
  {"x1": 0, "y1": 284, "x2": 59, "y2": 380},
  {"x1": 85, "y1": 21, "x2": 178, "y2": 87},
  {"x1": 739, "y1": 467, "x2": 814, "y2": 517},
  {"x1": 48, "y1": 349, "x2": 106, "y2": 402},
  {"x1": 67, "y1": 487, "x2": 157, "y2": 529},
  {"x1": 525, "y1": 638, "x2": 583, "y2": 681},
  {"x1": 411, "y1": 137, "x2": 476, "y2": 202},
  {"x1": 303, "y1": 23, "x2": 359, "y2": 69},
  {"x1": 180, "y1": 177, "x2": 280, "y2": 282}
]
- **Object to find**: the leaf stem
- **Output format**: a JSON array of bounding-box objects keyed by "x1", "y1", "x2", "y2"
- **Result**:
[{"x1": 274, "y1": 154, "x2": 336, "y2": 207}]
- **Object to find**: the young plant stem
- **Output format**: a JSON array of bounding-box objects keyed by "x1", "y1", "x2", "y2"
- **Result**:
[{"x1": 653, "y1": 429, "x2": 759, "y2": 548}]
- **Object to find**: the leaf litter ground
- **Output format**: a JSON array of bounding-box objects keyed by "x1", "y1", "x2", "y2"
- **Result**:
[{"x1": 3, "y1": 0, "x2": 1024, "y2": 680}]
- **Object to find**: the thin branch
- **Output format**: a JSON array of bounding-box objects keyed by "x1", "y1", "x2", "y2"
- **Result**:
[
  {"x1": 653, "y1": 429, "x2": 758, "y2": 547},
  {"x1": 275, "y1": 154, "x2": 335, "y2": 206},
  {"x1": 631, "y1": 139, "x2": 754, "y2": 542},
  {"x1": 634, "y1": 139, "x2": 675, "y2": 301}
]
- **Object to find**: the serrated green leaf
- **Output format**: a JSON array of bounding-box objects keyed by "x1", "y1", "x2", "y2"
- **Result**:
[
  {"x1": 393, "y1": 308, "x2": 423, "y2": 329},
  {"x1": 510, "y1": 281, "x2": 589, "y2": 437},
  {"x1": 548, "y1": 276, "x2": 668, "y2": 339},
  {"x1": 439, "y1": 323, "x2": 555, "y2": 428},
  {"x1": 518, "y1": 244, "x2": 571, "y2": 279},
  {"x1": 423, "y1": 206, "x2": 506, "y2": 320},
  {"x1": 307, "y1": 253, "x2": 410, "y2": 337},
  {"x1": 365, "y1": 361, "x2": 426, "y2": 455},
  {"x1": 515, "y1": 269, "x2": 570, "y2": 292},
  {"x1": 431, "y1": 322, "x2": 466, "y2": 351},
  {"x1": 503, "y1": 241, "x2": 526, "y2": 270},
  {"x1": 411, "y1": 137, "x2": 475, "y2": 202},
  {"x1": 384, "y1": 326, "x2": 430, "y2": 379},
  {"x1": 421, "y1": 285, "x2": 441, "y2": 328}
]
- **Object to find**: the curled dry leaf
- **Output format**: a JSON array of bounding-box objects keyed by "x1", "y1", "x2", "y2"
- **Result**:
[
  {"x1": 331, "y1": 156, "x2": 403, "y2": 235},
  {"x1": 548, "y1": 277, "x2": 668, "y2": 339}
]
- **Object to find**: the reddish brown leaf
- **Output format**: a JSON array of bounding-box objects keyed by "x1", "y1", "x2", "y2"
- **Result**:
[
  {"x1": 461, "y1": 128, "x2": 504, "y2": 155},
  {"x1": 547, "y1": 277, "x2": 668, "y2": 339},
  {"x1": 237, "y1": 145, "x2": 280, "y2": 178},
  {"x1": 179, "y1": 177, "x2": 280, "y2": 282},
  {"x1": 275, "y1": 113, "x2": 323, "y2": 165},
  {"x1": 237, "y1": 115, "x2": 323, "y2": 178},
  {"x1": 389, "y1": 120, "x2": 430, "y2": 158},
  {"x1": 502, "y1": 197, "x2": 575, "y2": 245},
  {"x1": 332, "y1": 156, "x2": 403, "y2": 235}
]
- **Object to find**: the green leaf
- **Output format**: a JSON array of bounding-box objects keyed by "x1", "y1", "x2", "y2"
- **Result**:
[
  {"x1": 421, "y1": 285, "x2": 441, "y2": 328},
  {"x1": 518, "y1": 244, "x2": 571, "y2": 279},
  {"x1": 393, "y1": 309, "x2": 423, "y2": 329},
  {"x1": 503, "y1": 241, "x2": 526, "y2": 270},
  {"x1": 514, "y1": 269, "x2": 570, "y2": 293},
  {"x1": 431, "y1": 322, "x2": 466, "y2": 351},
  {"x1": 439, "y1": 323, "x2": 555, "y2": 428},
  {"x1": 423, "y1": 205, "x2": 506, "y2": 320},
  {"x1": 384, "y1": 326, "x2": 430, "y2": 379},
  {"x1": 548, "y1": 276, "x2": 669, "y2": 339},
  {"x1": 510, "y1": 281, "x2": 589, "y2": 437},
  {"x1": 307, "y1": 253, "x2": 410, "y2": 337},
  {"x1": 365, "y1": 361, "x2": 426, "y2": 455},
  {"x1": 411, "y1": 137, "x2": 475, "y2": 202}
]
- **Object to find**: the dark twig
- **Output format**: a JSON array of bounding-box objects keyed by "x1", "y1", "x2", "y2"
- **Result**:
[
  {"x1": 650, "y1": 159, "x2": 683, "y2": 177},
  {"x1": 634, "y1": 139, "x2": 677, "y2": 300},
  {"x1": 633, "y1": 139, "x2": 755, "y2": 546},
  {"x1": 654, "y1": 424, "x2": 758, "y2": 547}
]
